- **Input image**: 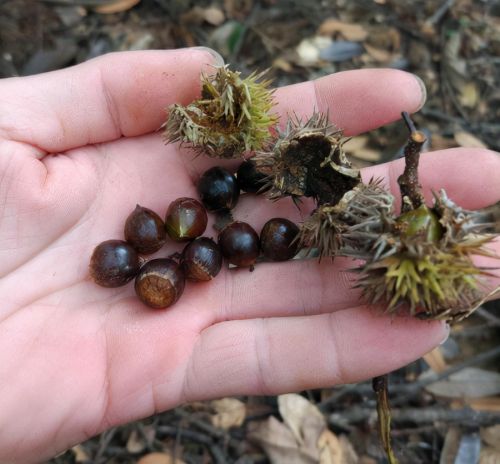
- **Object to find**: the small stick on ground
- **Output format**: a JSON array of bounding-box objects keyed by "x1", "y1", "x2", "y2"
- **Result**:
[{"x1": 373, "y1": 375, "x2": 399, "y2": 464}]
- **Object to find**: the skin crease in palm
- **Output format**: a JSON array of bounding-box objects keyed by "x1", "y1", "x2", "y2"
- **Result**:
[{"x1": 0, "y1": 48, "x2": 498, "y2": 464}]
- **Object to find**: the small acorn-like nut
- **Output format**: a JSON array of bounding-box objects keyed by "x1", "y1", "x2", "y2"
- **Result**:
[
  {"x1": 218, "y1": 221, "x2": 260, "y2": 267},
  {"x1": 260, "y1": 218, "x2": 300, "y2": 261},
  {"x1": 90, "y1": 240, "x2": 141, "y2": 287},
  {"x1": 396, "y1": 204, "x2": 443, "y2": 242},
  {"x1": 197, "y1": 166, "x2": 240, "y2": 212},
  {"x1": 134, "y1": 258, "x2": 185, "y2": 309},
  {"x1": 236, "y1": 159, "x2": 269, "y2": 193},
  {"x1": 165, "y1": 197, "x2": 208, "y2": 241},
  {"x1": 124, "y1": 205, "x2": 166, "y2": 254},
  {"x1": 182, "y1": 237, "x2": 223, "y2": 281}
]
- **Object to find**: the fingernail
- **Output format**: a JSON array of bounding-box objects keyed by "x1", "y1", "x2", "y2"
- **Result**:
[
  {"x1": 439, "y1": 323, "x2": 451, "y2": 345},
  {"x1": 413, "y1": 74, "x2": 427, "y2": 110},
  {"x1": 193, "y1": 46, "x2": 225, "y2": 67}
]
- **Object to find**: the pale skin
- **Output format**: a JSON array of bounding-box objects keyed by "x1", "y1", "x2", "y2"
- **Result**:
[{"x1": 0, "y1": 48, "x2": 498, "y2": 463}]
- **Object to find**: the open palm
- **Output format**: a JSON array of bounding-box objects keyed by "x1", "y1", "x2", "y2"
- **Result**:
[{"x1": 1, "y1": 48, "x2": 498, "y2": 463}]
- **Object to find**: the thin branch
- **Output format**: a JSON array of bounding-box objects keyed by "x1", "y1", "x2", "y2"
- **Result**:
[
  {"x1": 373, "y1": 375, "x2": 399, "y2": 464},
  {"x1": 397, "y1": 112, "x2": 427, "y2": 212}
]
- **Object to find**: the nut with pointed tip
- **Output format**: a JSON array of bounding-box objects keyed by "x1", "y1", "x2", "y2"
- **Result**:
[
  {"x1": 197, "y1": 167, "x2": 239, "y2": 212},
  {"x1": 182, "y1": 237, "x2": 223, "y2": 281},
  {"x1": 90, "y1": 240, "x2": 141, "y2": 287},
  {"x1": 165, "y1": 198, "x2": 208, "y2": 242},
  {"x1": 218, "y1": 221, "x2": 260, "y2": 268},
  {"x1": 125, "y1": 205, "x2": 166, "y2": 254},
  {"x1": 260, "y1": 218, "x2": 300, "y2": 261}
]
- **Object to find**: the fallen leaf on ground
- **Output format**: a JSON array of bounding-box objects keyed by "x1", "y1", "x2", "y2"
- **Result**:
[
  {"x1": 454, "y1": 131, "x2": 488, "y2": 149},
  {"x1": 126, "y1": 429, "x2": 146, "y2": 454},
  {"x1": 440, "y1": 426, "x2": 461, "y2": 464},
  {"x1": 423, "y1": 347, "x2": 448, "y2": 373},
  {"x1": 318, "y1": 429, "x2": 358, "y2": 464},
  {"x1": 481, "y1": 424, "x2": 500, "y2": 451},
  {"x1": 71, "y1": 444, "x2": 90, "y2": 462},
  {"x1": 248, "y1": 416, "x2": 318, "y2": 464},
  {"x1": 181, "y1": 6, "x2": 225, "y2": 26},
  {"x1": 278, "y1": 393, "x2": 325, "y2": 445},
  {"x1": 137, "y1": 452, "x2": 185, "y2": 464},
  {"x1": 210, "y1": 397, "x2": 246, "y2": 429},
  {"x1": 459, "y1": 82, "x2": 480, "y2": 108},
  {"x1": 425, "y1": 367, "x2": 500, "y2": 398},
  {"x1": 363, "y1": 43, "x2": 393, "y2": 62},
  {"x1": 451, "y1": 397, "x2": 500, "y2": 412},
  {"x1": 94, "y1": 0, "x2": 140, "y2": 14},
  {"x1": 318, "y1": 18, "x2": 368, "y2": 41},
  {"x1": 480, "y1": 446, "x2": 500, "y2": 463}
]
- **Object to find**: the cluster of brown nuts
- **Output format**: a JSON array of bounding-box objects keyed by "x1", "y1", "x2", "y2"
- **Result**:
[{"x1": 89, "y1": 161, "x2": 300, "y2": 309}]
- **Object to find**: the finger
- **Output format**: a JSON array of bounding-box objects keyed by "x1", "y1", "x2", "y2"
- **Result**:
[
  {"x1": 180, "y1": 308, "x2": 447, "y2": 401},
  {"x1": 0, "y1": 48, "x2": 222, "y2": 154},
  {"x1": 275, "y1": 68, "x2": 426, "y2": 136}
]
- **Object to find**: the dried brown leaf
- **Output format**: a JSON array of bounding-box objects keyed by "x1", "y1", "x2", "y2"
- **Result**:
[
  {"x1": 126, "y1": 429, "x2": 145, "y2": 454},
  {"x1": 454, "y1": 131, "x2": 488, "y2": 149},
  {"x1": 338, "y1": 435, "x2": 359, "y2": 464},
  {"x1": 317, "y1": 430, "x2": 358, "y2": 464},
  {"x1": 210, "y1": 398, "x2": 246, "y2": 430},
  {"x1": 278, "y1": 393, "x2": 325, "y2": 445},
  {"x1": 481, "y1": 424, "x2": 500, "y2": 451},
  {"x1": 363, "y1": 44, "x2": 393, "y2": 63},
  {"x1": 137, "y1": 452, "x2": 185, "y2": 464},
  {"x1": 451, "y1": 397, "x2": 500, "y2": 412},
  {"x1": 423, "y1": 347, "x2": 448, "y2": 373},
  {"x1": 71, "y1": 444, "x2": 90, "y2": 463},
  {"x1": 459, "y1": 82, "x2": 480, "y2": 109},
  {"x1": 94, "y1": 0, "x2": 140, "y2": 14},
  {"x1": 204, "y1": 6, "x2": 225, "y2": 25},
  {"x1": 182, "y1": 6, "x2": 225, "y2": 26},
  {"x1": 318, "y1": 18, "x2": 368, "y2": 41},
  {"x1": 273, "y1": 57, "x2": 293, "y2": 72},
  {"x1": 318, "y1": 429, "x2": 343, "y2": 464},
  {"x1": 425, "y1": 368, "x2": 500, "y2": 399},
  {"x1": 248, "y1": 416, "x2": 317, "y2": 464},
  {"x1": 440, "y1": 426, "x2": 461, "y2": 464},
  {"x1": 479, "y1": 447, "x2": 500, "y2": 464}
]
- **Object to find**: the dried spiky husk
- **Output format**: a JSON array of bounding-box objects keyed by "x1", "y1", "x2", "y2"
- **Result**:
[
  {"x1": 253, "y1": 113, "x2": 360, "y2": 205},
  {"x1": 298, "y1": 179, "x2": 394, "y2": 258},
  {"x1": 352, "y1": 190, "x2": 497, "y2": 321},
  {"x1": 164, "y1": 66, "x2": 277, "y2": 158}
]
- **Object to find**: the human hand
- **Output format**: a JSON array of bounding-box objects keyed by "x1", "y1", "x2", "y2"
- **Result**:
[{"x1": 0, "y1": 48, "x2": 498, "y2": 463}]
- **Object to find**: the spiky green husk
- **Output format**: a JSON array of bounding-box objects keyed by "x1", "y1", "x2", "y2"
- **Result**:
[
  {"x1": 357, "y1": 244, "x2": 490, "y2": 320},
  {"x1": 253, "y1": 112, "x2": 360, "y2": 204},
  {"x1": 298, "y1": 180, "x2": 393, "y2": 258},
  {"x1": 164, "y1": 66, "x2": 277, "y2": 158},
  {"x1": 350, "y1": 191, "x2": 496, "y2": 321}
]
